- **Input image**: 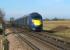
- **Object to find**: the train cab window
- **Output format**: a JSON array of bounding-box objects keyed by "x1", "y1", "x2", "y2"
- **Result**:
[
  {"x1": 31, "y1": 13, "x2": 42, "y2": 19},
  {"x1": 32, "y1": 16, "x2": 42, "y2": 19}
]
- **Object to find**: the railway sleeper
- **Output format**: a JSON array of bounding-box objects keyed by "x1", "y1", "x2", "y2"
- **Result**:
[
  {"x1": 17, "y1": 34, "x2": 40, "y2": 50},
  {"x1": 22, "y1": 32, "x2": 70, "y2": 50},
  {"x1": 39, "y1": 36, "x2": 67, "y2": 50},
  {"x1": 30, "y1": 33, "x2": 70, "y2": 50}
]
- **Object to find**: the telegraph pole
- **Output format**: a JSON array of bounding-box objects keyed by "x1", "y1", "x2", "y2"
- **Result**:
[{"x1": 10, "y1": 17, "x2": 15, "y2": 27}]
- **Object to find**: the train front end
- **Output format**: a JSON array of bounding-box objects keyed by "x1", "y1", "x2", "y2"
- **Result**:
[{"x1": 30, "y1": 13, "x2": 43, "y2": 31}]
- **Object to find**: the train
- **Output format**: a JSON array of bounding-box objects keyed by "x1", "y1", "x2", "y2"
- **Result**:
[{"x1": 14, "y1": 12, "x2": 43, "y2": 31}]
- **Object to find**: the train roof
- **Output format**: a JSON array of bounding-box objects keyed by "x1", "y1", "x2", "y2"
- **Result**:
[
  {"x1": 15, "y1": 12, "x2": 42, "y2": 21},
  {"x1": 29, "y1": 12, "x2": 42, "y2": 18}
]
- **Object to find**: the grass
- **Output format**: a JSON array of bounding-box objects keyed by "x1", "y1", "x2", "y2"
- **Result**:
[
  {"x1": 43, "y1": 21, "x2": 70, "y2": 39},
  {"x1": 43, "y1": 21, "x2": 70, "y2": 30},
  {"x1": 53, "y1": 29, "x2": 70, "y2": 38}
]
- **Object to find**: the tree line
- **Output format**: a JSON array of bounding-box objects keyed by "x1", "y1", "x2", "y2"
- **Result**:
[{"x1": 45, "y1": 17, "x2": 70, "y2": 21}]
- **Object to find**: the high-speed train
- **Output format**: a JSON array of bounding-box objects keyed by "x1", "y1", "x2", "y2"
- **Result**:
[{"x1": 14, "y1": 12, "x2": 43, "y2": 31}]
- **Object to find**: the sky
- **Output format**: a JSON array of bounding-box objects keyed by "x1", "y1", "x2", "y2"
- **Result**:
[{"x1": 0, "y1": 0, "x2": 70, "y2": 20}]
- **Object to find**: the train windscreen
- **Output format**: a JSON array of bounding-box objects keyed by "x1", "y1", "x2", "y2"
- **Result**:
[{"x1": 31, "y1": 13, "x2": 42, "y2": 19}]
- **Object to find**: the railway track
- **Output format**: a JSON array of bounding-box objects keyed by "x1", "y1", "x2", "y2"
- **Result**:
[
  {"x1": 16, "y1": 27, "x2": 70, "y2": 50},
  {"x1": 14, "y1": 33, "x2": 40, "y2": 50},
  {"x1": 22, "y1": 31, "x2": 70, "y2": 50},
  {"x1": 38, "y1": 32, "x2": 70, "y2": 49},
  {"x1": 13, "y1": 27, "x2": 70, "y2": 50},
  {"x1": 12, "y1": 28, "x2": 58, "y2": 50}
]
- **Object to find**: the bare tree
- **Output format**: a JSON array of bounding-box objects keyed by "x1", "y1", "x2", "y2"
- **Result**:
[
  {"x1": 52, "y1": 17, "x2": 58, "y2": 21},
  {"x1": 0, "y1": 8, "x2": 5, "y2": 17},
  {"x1": 0, "y1": 8, "x2": 5, "y2": 23}
]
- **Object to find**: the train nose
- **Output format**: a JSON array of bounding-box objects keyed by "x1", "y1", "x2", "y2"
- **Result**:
[{"x1": 32, "y1": 19, "x2": 41, "y2": 26}]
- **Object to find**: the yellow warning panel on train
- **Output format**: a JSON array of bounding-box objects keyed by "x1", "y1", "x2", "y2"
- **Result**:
[{"x1": 32, "y1": 19, "x2": 41, "y2": 26}]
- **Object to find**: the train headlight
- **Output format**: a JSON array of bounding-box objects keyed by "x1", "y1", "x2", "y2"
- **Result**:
[{"x1": 32, "y1": 19, "x2": 41, "y2": 26}]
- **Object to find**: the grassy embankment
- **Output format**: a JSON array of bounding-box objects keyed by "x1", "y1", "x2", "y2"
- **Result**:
[{"x1": 43, "y1": 21, "x2": 70, "y2": 39}]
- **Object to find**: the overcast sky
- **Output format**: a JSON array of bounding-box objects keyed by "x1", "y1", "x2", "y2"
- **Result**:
[{"x1": 0, "y1": 0, "x2": 70, "y2": 20}]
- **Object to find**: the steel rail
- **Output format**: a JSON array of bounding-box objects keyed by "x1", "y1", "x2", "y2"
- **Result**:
[
  {"x1": 22, "y1": 32, "x2": 70, "y2": 50},
  {"x1": 12, "y1": 27, "x2": 70, "y2": 50},
  {"x1": 14, "y1": 33, "x2": 40, "y2": 50}
]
